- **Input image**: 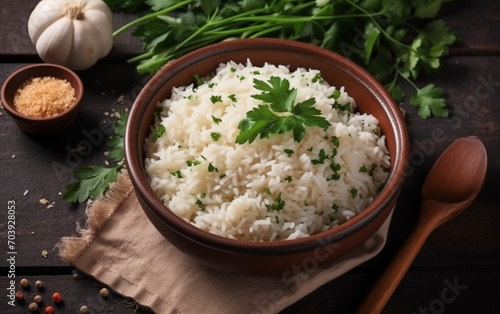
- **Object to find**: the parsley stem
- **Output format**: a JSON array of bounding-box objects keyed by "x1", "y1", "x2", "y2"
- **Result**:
[
  {"x1": 343, "y1": 0, "x2": 420, "y2": 56},
  {"x1": 171, "y1": 8, "x2": 220, "y2": 55},
  {"x1": 249, "y1": 25, "x2": 284, "y2": 38},
  {"x1": 203, "y1": 22, "x2": 276, "y2": 38},
  {"x1": 398, "y1": 68, "x2": 420, "y2": 91},
  {"x1": 113, "y1": 0, "x2": 195, "y2": 37}
]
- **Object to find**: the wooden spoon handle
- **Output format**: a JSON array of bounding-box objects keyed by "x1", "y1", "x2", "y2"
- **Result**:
[{"x1": 355, "y1": 219, "x2": 435, "y2": 314}]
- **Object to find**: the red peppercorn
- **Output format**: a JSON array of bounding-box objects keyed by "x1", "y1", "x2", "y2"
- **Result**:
[
  {"x1": 51, "y1": 292, "x2": 63, "y2": 303},
  {"x1": 15, "y1": 290, "x2": 24, "y2": 301},
  {"x1": 44, "y1": 305, "x2": 54, "y2": 314}
]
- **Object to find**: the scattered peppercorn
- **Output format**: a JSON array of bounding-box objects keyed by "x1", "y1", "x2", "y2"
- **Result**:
[
  {"x1": 80, "y1": 305, "x2": 89, "y2": 313},
  {"x1": 29, "y1": 302, "x2": 38, "y2": 311},
  {"x1": 20, "y1": 278, "x2": 29, "y2": 288},
  {"x1": 35, "y1": 280, "x2": 44, "y2": 288},
  {"x1": 34, "y1": 294, "x2": 42, "y2": 303},
  {"x1": 52, "y1": 291, "x2": 63, "y2": 303},
  {"x1": 44, "y1": 305, "x2": 54, "y2": 314},
  {"x1": 14, "y1": 291, "x2": 24, "y2": 301},
  {"x1": 100, "y1": 287, "x2": 109, "y2": 298}
]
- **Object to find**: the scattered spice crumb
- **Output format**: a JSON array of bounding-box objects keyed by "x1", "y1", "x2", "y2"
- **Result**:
[
  {"x1": 28, "y1": 302, "x2": 38, "y2": 311},
  {"x1": 11, "y1": 154, "x2": 15, "y2": 158},
  {"x1": 20, "y1": 278, "x2": 29, "y2": 288},
  {"x1": 41, "y1": 250, "x2": 48, "y2": 258},
  {"x1": 23, "y1": 190, "x2": 29, "y2": 196},
  {"x1": 100, "y1": 287, "x2": 109, "y2": 298},
  {"x1": 33, "y1": 295, "x2": 42, "y2": 303},
  {"x1": 39, "y1": 198, "x2": 50, "y2": 205},
  {"x1": 39, "y1": 198, "x2": 55, "y2": 209},
  {"x1": 71, "y1": 145, "x2": 87, "y2": 152}
]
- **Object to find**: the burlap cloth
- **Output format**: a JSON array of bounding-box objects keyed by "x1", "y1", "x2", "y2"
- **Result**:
[{"x1": 58, "y1": 170, "x2": 392, "y2": 314}]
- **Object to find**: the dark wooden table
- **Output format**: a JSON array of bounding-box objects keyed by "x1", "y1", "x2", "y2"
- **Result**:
[{"x1": 1, "y1": 1, "x2": 499, "y2": 313}]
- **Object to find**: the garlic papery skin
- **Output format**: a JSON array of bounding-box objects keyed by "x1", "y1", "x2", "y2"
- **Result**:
[{"x1": 28, "y1": 0, "x2": 113, "y2": 71}]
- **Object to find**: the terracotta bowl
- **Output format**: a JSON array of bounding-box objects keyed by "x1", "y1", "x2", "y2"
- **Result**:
[
  {"x1": 1, "y1": 63, "x2": 83, "y2": 135},
  {"x1": 125, "y1": 38, "x2": 410, "y2": 276}
]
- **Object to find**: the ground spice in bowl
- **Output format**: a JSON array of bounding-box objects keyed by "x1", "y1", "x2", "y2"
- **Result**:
[
  {"x1": 13, "y1": 76, "x2": 76, "y2": 118},
  {"x1": 1, "y1": 63, "x2": 84, "y2": 134}
]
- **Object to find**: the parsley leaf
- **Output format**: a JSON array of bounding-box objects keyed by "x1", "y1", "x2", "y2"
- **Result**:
[
  {"x1": 236, "y1": 77, "x2": 330, "y2": 144},
  {"x1": 311, "y1": 149, "x2": 329, "y2": 165},
  {"x1": 283, "y1": 148, "x2": 294, "y2": 157},
  {"x1": 210, "y1": 95, "x2": 222, "y2": 103},
  {"x1": 210, "y1": 132, "x2": 221, "y2": 141},
  {"x1": 171, "y1": 170, "x2": 183, "y2": 179},
  {"x1": 62, "y1": 111, "x2": 128, "y2": 203},
  {"x1": 153, "y1": 124, "x2": 166, "y2": 142},
  {"x1": 409, "y1": 84, "x2": 449, "y2": 119},
  {"x1": 252, "y1": 77, "x2": 297, "y2": 112},
  {"x1": 211, "y1": 115, "x2": 222, "y2": 124},
  {"x1": 267, "y1": 193, "x2": 285, "y2": 212},
  {"x1": 107, "y1": 111, "x2": 128, "y2": 161},
  {"x1": 62, "y1": 166, "x2": 120, "y2": 203}
]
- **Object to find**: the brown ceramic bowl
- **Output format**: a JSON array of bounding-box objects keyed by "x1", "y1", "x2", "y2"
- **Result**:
[
  {"x1": 125, "y1": 38, "x2": 410, "y2": 276},
  {"x1": 1, "y1": 63, "x2": 83, "y2": 135}
]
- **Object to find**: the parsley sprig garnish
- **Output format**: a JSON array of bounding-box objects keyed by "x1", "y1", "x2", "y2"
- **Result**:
[
  {"x1": 62, "y1": 111, "x2": 128, "y2": 203},
  {"x1": 235, "y1": 77, "x2": 330, "y2": 144}
]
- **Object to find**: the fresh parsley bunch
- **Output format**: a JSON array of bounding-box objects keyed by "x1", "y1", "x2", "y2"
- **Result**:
[{"x1": 109, "y1": 0, "x2": 457, "y2": 119}]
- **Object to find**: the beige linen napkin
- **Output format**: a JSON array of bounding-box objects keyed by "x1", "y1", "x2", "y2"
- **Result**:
[{"x1": 58, "y1": 171, "x2": 392, "y2": 314}]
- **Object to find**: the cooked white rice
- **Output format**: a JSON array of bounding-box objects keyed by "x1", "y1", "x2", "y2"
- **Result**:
[{"x1": 144, "y1": 60, "x2": 390, "y2": 241}]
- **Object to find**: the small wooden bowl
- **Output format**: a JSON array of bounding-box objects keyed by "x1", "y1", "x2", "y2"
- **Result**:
[{"x1": 1, "y1": 63, "x2": 83, "y2": 135}]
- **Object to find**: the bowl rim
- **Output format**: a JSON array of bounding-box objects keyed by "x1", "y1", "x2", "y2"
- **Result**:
[
  {"x1": 126, "y1": 38, "x2": 409, "y2": 253},
  {"x1": 1, "y1": 63, "x2": 84, "y2": 121}
]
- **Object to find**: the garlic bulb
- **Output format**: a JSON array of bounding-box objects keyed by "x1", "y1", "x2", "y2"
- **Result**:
[{"x1": 28, "y1": 0, "x2": 113, "y2": 71}]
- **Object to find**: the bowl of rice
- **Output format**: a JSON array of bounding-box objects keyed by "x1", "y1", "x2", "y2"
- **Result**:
[
  {"x1": 126, "y1": 38, "x2": 409, "y2": 276},
  {"x1": 1, "y1": 63, "x2": 83, "y2": 135}
]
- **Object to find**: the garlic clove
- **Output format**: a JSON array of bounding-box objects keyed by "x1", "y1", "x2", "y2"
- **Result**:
[
  {"x1": 67, "y1": 19, "x2": 103, "y2": 70},
  {"x1": 82, "y1": 10, "x2": 113, "y2": 59},
  {"x1": 35, "y1": 18, "x2": 74, "y2": 65},
  {"x1": 28, "y1": 0, "x2": 64, "y2": 44},
  {"x1": 85, "y1": 0, "x2": 113, "y2": 21}
]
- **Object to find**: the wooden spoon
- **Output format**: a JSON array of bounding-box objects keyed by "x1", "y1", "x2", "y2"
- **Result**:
[{"x1": 356, "y1": 136, "x2": 488, "y2": 314}]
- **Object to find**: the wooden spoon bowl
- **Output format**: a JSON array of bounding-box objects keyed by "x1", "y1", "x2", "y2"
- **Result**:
[{"x1": 356, "y1": 136, "x2": 488, "y2": 314}]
